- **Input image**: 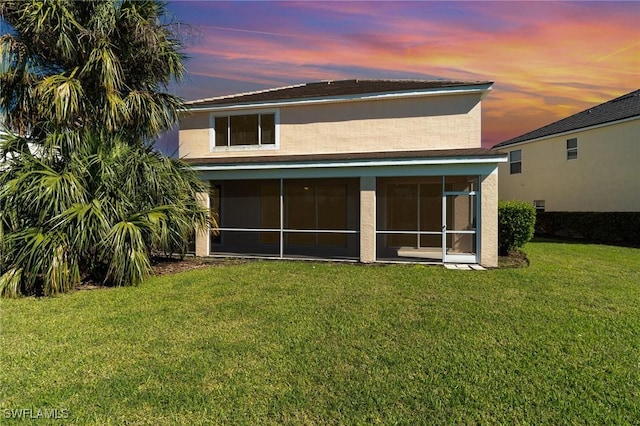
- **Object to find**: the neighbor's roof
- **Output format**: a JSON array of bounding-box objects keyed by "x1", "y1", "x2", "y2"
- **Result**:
[
  {"x1": 494, "y1": 89, "x2": 640, "y2": 148},
  {"x1": 185, "y1": 79, "x2": 493, "y2": 108}
]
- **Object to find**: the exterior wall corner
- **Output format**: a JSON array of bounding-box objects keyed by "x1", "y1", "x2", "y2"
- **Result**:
[
  {"x1": 480, "y1": 169, "x2": 499, "y2": 267},
  {"x1": 195, "y1": 191, "x2": 210, "y2": 257},
  {"x1": 360, "y1": 176, "x2": 376, "y2": 263}
]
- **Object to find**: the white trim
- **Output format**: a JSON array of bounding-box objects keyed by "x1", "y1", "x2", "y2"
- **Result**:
[
  {"x1": 198, "y1": 163, "x2": 503, "y2": 181},
  {"x1": 193, "y1": 156, "x2": 507, "y2": 173},
  {"x1": 217, "y1": 227, "x2": 357, "y2": 234},
  {"x1": 209, "y1": 109, "x2": 280, "y2": 152},
  {"x1": 443, "y1": 189, "x2": 479, "y2": 264},
  {"x1": 508, "y1": 149, "x2": 522, "y2": 174},
  {"x1": 185, "y1": 84, "x2": 492, "y2": 113},
  {"x1": 494, "y1": 115, "x2": 640, "y2": 149},
  {"x1": 207, "y1": 253, "x2": 360, "y2": 263}
]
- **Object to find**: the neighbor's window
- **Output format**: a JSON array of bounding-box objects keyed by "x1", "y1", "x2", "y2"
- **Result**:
[
  {"x1": 509, "y1": 150, "x2": 522, "y2": 174},
  {"x1": 566, "y1": 138, "x2": 578, "y2": 160},
  {"x1": 214, "y1": 112, "x2": 276, "y2": 148},
  {"x1": 533, "y1": 200, "x2": 545, "y2": 212}
]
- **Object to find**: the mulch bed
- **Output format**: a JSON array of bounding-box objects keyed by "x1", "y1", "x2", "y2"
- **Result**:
[
  {"x1": 498, "y1": 250, "x2": 530, "y2": 269},
  {"x1": 75, "y1": 257, "x2": 246, "y2": 291},
  {"x1": 151, "y1": 256, "x2": 223, "y2": 275}
]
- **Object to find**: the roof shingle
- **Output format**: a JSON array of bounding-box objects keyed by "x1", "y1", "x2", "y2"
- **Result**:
[
  {"x1": 185, "y1": 79, "x2": 493, "y2": 107},
  {"x1": 494, "y1": 89, "x2": 640, "y2": 148}
]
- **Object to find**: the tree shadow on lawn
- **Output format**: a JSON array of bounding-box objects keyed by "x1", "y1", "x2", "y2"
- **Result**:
[
  {"x1": 74, "y1": 257, "x2": 249, "y2": 291},
  {"x1": 77, "y1": 248, "x2": 534, "y2": 292}
]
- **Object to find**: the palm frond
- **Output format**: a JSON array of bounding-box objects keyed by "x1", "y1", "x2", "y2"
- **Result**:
[
  {"x1": 3, "y1": 227, "x2": 80, "y2": 295},
  {"x1": 1, "y1": 1, "x2": 202, "y2": 296},
  {"x1": 0, "y1": 268, "x2": 23, "y2": 298},
  {"x1": 53, "y1": 199, "x2": 110, "y2": 255},
  {"x1": 46, "y1": 242, "x2": 80, "y2": 296},
  {"x1": 37, "y1": 72, "x2": 84, "y2": 125},
  {"x1": 103, "y1": 218, "x2": 153, "y2": 286},
  {"x1": 82, "y1": 41, "x2": 124, "y2": 93},
  {"x1": 0, "y1": 131, "x2": 32, "y2": 161},
  {"x1": 2, "y1": 160, "x2": 87, "y2": 223}
]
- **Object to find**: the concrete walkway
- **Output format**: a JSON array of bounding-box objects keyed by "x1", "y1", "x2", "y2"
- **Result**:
[{"x1": 444, "y1": 264, "x2": 486, "y2": 271}]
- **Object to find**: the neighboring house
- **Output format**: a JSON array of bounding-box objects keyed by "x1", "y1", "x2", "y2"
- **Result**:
[
  {"x1": 179, "y1": 79, "x2": 506, "y2": 267},
  {"x1": 494, "y1": 89, "x2": 640, "y2": 213}
]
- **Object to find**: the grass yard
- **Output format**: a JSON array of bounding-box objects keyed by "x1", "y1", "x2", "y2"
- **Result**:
[{"x1": 1, "y1": 240, "x2": 639, "y2": 425}]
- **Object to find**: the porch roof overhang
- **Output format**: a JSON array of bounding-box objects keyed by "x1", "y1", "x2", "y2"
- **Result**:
[{"x1": 185, "y1": 148, "x2": 507, "y2": 180}]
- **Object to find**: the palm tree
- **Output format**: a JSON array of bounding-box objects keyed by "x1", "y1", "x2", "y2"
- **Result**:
[{"x1": 0, "y1": 1, "x2": 210, "y2": 297}]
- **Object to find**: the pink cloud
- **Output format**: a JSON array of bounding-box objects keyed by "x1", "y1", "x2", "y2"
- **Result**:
[{"x1": 174, "y1": 1, "x2": 640, "y2": 145}]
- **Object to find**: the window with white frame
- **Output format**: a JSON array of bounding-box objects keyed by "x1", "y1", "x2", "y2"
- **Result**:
[
  {"x1": 566, "y1": 138, "x2": 578, "y2": 160},
  {"x1": 213, "y1": 111, "x2": 277, "y2": 148},
  {"x1": 509, "y1": 149, "x2": 522, "y2": 174}
]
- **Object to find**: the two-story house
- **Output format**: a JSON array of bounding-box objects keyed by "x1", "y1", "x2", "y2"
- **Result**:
[
  {"x1": 494, "y1": 89, "x2": 640, "y2": 213},
  {"x1": 179, "y1": 80, "x2": 506, "y2": 267}
]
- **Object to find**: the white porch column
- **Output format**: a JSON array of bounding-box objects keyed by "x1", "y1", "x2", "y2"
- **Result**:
[
  {"x1": 360, "y1": 176, "x2": 376, "y2": 263},
  {"x1": 195, "y1": 191, "x2": 210, "y2": 257},
  {"x1": 480, "y1": 168, "x2": 499, "y2": 267}
]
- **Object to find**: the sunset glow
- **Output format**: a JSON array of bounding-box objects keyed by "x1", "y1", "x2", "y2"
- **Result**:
[{"x1": 168, "y1": 1, "x2": 640, "y2": 147}]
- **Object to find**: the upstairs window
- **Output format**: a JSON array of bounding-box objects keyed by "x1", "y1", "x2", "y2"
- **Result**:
[
  {"x1": 509, "y1": 150, "x2": 522, "y2": 174},
  {"x1": 213, "y1": 112, "x2": 276, "y2": 148},
  {"x1": 566, "y1": 138, "x2": 578, "y2": 160}
]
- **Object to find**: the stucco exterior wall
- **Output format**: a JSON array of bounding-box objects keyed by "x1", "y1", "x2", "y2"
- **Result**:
[
  {"x1": 480, "y1": 169, "x2": 499, "y2": 267},
  {"x1": 359, "y1": 176, "x2": 376, "y2": 263},
  {"x1": 498, "y1": 118, "x2": 640, "y2": 212},
  {"x1": 195, "y1": 191, "x2": 210, "y2": 257},
  {"x1": 179, "y1": 93, "x2": 482, "y2": 159}
]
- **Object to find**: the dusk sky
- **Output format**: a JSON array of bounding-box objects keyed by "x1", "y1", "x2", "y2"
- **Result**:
[{"x1": 164, "y1": 0, "x2": 639, "y2": 149}]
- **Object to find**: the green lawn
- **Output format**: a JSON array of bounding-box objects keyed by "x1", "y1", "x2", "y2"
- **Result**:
[{"x1": 1, "y1": 241, "x2": 639, "y2": 425}]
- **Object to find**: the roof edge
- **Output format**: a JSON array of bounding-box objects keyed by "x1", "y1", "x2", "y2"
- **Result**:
[
  {"x1": 493, "y1": 89, "x2": 640, "y2": 149},
  {"x1": 182, "y1": 79, "x2": 493, "y2": 112},
  {"x1": 182, "y1": 148, "x2": 507, "y2": 168},
  {"x1": 493, "y1": 114, "x2": 640, "y2": 149}
]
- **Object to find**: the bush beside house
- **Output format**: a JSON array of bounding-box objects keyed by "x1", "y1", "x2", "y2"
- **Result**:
[{"x1": 498, "y1": 200, "x2": 536, "y2": 255}]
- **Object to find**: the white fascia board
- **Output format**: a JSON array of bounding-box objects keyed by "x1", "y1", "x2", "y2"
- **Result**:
[
  {"x1": 495, "y1": 115, "x2": 640, "y2": 150},
  {"x1": 183, "y1": 84, "x2": 493, "y2": 113},
  {"x1": 192, "y1": 155, "x2": 507, "y2": 173}
]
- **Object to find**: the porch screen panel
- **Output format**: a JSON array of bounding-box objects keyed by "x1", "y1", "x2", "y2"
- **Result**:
[
  {"x1": 210, "y1": 184, "x2": 221, "y2": 246},
  {"x1": 317, "y1": 184, "x2": 347, "y2": 246},
  {"x1": 445, "y1": 175, "x2": 478, "y2": 192},
  {"x1": 211, "y1": 179, "x2": 280, "y2": 257},
  {"x1": 444, "y1": 176, "x2": 478, "y2": 258},
  {"x1": 285, "y1": 182, "x2": 316, "y2": 246},
  {"x1": 284, "y1": 178, "x2": 359, "y2": 259},
  {"x1": 376, "y1": 177, "x2": 444, "y2": 262},
  {"x1": 419, "y1": 182, "x2": 442, "y2": 248},
  {"x1": 260, "y1": 181, "x2": 280, "y2": 244},
  {"x1": 386, "y1": 184, "x2": 418, "y2": 247},
  {"x1": 210, "y1": 178, "x2": 358, "y2": 260},
  {"x1": 446, "y1": 193, "x2": 477, "y2": 255}
]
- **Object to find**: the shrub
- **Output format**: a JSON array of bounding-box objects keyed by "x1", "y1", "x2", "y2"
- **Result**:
[
  {"x1": 498, "y1": 200, "x2": 536, "y2": 255},
  {"x1": 535, "y1": 212, "x2": 640, "y2": 247}
]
